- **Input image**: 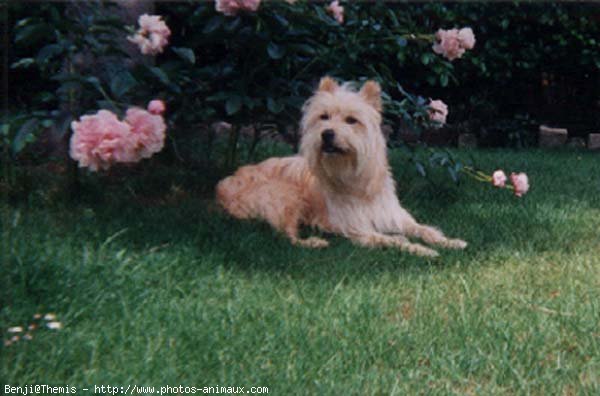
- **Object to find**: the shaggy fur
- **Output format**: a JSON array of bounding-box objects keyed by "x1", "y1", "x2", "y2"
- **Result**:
[{"x1": 216, "y1": 77, "x2": 467, "y2": 257}]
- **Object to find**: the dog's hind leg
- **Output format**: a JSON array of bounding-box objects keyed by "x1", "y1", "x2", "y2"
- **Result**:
[
  {"x1": 217, "y1": 171, "x2": 328, "y2": 248},
  {"x1": 279, "y1": 206, "x2": 329, "y2": 248},
  {"x1": 257, "y1": 186, "x2": 328, "y2": 249},
  {"x1": 351, "y1": 232, "x2": 439, "y2": 257}
]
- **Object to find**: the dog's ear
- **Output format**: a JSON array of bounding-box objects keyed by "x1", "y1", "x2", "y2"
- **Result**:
[
  {"x1": 318, "y1": 76, "x2": 338, "y2": 93},
  {"x1": 359, "y1": 80, "x2": 382, "y2": 112}
]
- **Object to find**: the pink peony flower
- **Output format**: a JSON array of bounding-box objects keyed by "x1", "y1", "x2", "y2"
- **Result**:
[
  {"x1": 147, "y1": 99, "x2": 166, "y2": 115},
  {"x1": 428, "y1": 99, "x2": 449, "y2": 125},
  {"x1": 215, "y1": 0, "x2": 261, "y2": 16},
  {"x1": 70, "y1": 110, "x2": 138, "y2": 171},
  {"x1": 510, "y1": 172, "x2": 529, "y2": 197},
  {"x1": 70, "y1": 104, "x2": 167, "y2": 171},
  {"x1": 492, "y1": 170, "x2": 507, "y2": 187},
  {"x1": 326, "y1": 1, "x2": 344, "y2": 24},
  {"x1": 458, "y1": 27, "x2": 476, "y2": 50},
  {"x1": 432, "y1": 27, "x2": 475, "y2": 61},
  {"x1": 128, "y1": 14, "x2": 171, "y2": 56},
  {"x1": 125, "y1": 107, "x2": 167, "y2": 160}
]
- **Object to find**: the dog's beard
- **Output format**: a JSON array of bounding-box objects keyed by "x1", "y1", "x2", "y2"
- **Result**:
[{"x1": 321, "y1": 139, "x2": 346, "y2": 154}]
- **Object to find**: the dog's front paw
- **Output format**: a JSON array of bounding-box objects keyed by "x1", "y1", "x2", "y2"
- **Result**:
[
  {"x1": 411, "y1": 244, "x2": 439, "y2": 258},
  {"x1": 297, "y1": 237, "x2": 329, "y2": 249},
  {"x1": 446, "y1": 239, "x2": 468, "y2": 249}
]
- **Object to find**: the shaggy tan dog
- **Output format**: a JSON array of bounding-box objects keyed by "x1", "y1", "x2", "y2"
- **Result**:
[{"x1": 216, "y1": 77, "x2": 467, "y2": 257}]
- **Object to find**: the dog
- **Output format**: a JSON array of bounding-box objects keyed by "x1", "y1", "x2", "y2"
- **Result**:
[{"x1": 216, "y1": 77, "x2": 467, "y2": 257}]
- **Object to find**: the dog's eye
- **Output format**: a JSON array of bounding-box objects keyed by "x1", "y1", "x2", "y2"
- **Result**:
[
  {"x1": 345, "y1": 116, "x2": 358, "y2": 124},
  {"x1": 320, "y1": 114, "x2": 329, "y2": 120}
]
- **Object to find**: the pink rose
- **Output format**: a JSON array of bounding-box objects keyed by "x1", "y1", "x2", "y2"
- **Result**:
[
  {"x1": 147, "y1": 99, "x2": 166, "y2": 115},
  {"x1": 128, "y1": 14, "x2": 171, "y2": 55},
  {"x1": 432, "y1": 27, "x2": 475, "y2": 61},
  {"x1": 125, "y1": 107, "x2": 167, "y2": 160},
  {"x1": 428, "y1": 99, "x2": 449, "y2": 125},
  {"x1": 510, "y1": 172, "x2": 529, "y2": 197},
  {"x1": 492, "y1": 170, "x2": 507, "y2": 187},
  {"x1": 215, "y1": 0, "x2": 261, "y2": 16},
  {"x1": 326, "y1": 1, "x2": 344, "y2": 24},
  {"x1": 69, "y1": 110, "x2": 137, "y2": 171}
]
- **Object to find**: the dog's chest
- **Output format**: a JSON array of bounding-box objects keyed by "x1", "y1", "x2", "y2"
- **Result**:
[{"x1": 324, "y1": 189, "x2": 404, "y2": 234}]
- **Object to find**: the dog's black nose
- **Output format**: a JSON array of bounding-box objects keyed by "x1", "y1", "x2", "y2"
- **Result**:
[{"x1": 321, "y1": 129, "x2": 335, "y2": 143}]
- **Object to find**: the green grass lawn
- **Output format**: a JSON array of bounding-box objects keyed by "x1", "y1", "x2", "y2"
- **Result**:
[{"x1": 2, "y1": 149, "x2": 599, "y2": 395}]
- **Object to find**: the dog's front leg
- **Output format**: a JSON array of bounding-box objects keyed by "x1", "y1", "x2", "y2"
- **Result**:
[
  {"x1": 350, "y1": 232, "x2": 439, "y2": 257},
  {"x1": 378, "y1": 204, "x2": 467, "y2": 250},
  {"x1": 404, "y1": 222, "x2": 467, "y2": 250}
]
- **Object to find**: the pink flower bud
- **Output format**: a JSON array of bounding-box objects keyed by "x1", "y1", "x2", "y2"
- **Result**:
[
  {"x1": 492, "y1": 170, "x2": 507, "y2": 187},
  {"x1": 326, "y1": 1, "x2": 344, "y2": 24},
  {"x1": 428, "y1": 99, "x2": 448, "y2": 125},
  {"x1": 147, "y1": 100, "x2": 166, "y2": 115}
]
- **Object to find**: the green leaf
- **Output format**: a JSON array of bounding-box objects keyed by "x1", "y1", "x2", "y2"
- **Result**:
[
  {"x1": 203, "y1": 15, "x2": 223, "y2": 34},
  {"x1": 272, "y1": 13, "x2": 289, "y2": 28},
  {"x1": 267, "y1": 42, "x2": 286, "y2": 59},
  {"x1": 149, "y1": 67, "x2": 170, "y2": 85},
  {"x1": 415, "y1": 162, "x2": 426, "y2": 177},
  {"x1": 206, "y1": 92, "x2": 231, "y2": 102},
  {"x1": 11, "y1": 58, "x2": 35, "y2": 69},
  {"x1": 440, "y1": 74, "x2": 449, "y2": 87},
  {"x1": 243, "y1": 97, "x2": 256, "y2": 110},
  {"x1": 448, "y1": 166, "x2": 459, "y2": 182},
  {"x1": 36, "y1": 44, "x2": 63, "y2": 65},
  {"x1": 267, "y1": 98, "x2": 284, "y2": 114},
  {"x1": 292, "y1": 44, "x2": 316, "y2": 56},
  {"x1": 12, "y1": 119, "x2": 39, "y2": 154},
  {"x1": 225, "y1": 96, "x2": 242, "y2": 115},
  {"x1": 421, "y1": 53, "x2": 432, "y2": 65},
  {"x1": 85, "y1": 76, "x2": 101, "y2": 86},
  {"x1": 56, "y1": 116, "x2": 73, "y2": 140},
  {"x1": 110, "y1": 71, "x2": 137, "y2": 98},
  {"x1": 15, "y1": 23, "x2": 50, "y2": 45},
  {"x1": 172, "y1": 47, "x2": 196, "y2": 64},
  {"x1": 224, "y1": 17, "x2": 242, "y2": 32}
]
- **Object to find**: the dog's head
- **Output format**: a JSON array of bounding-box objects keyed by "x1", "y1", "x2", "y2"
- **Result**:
[{"x1": 299, "y1": 77, "x2": 388, "y2": 191}]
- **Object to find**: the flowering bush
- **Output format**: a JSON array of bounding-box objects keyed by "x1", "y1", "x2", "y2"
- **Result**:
[
  {"x1": 6, "y1": 0, "x2": 532, "y2": 199},
  {"x1": 7, "y1": 2, "x2": 474, "y2": 163}
]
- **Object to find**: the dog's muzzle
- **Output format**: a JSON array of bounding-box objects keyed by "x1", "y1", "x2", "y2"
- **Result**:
[{"x1": 321, "y1": 129, "x2": 343, "y2": 154}]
